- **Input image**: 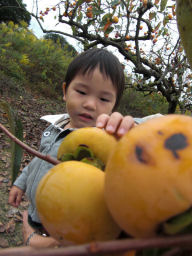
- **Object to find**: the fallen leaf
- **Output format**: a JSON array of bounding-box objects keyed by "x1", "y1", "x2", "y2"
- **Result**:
[
  {"x1": 5, "y1": 219, "x2": 15, "y2": 233},
  {"x1": 7, "y1": 208, "x2": 20, "y2": 218},
  {"x1": 0, "y1": 222, "x2": 6, "y2": 233},
  {"x1": 0, "y1": 238, "x2": 9, "y2": 248},
  {"x1": 20, "y1": 200, "x2": 29, "y2": 208}
]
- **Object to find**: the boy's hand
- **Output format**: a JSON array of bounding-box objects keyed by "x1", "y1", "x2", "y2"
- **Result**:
[
  {"x1": 8, "y1": 185, "x2": 24, "y2": 207},
  {"x1": 96, "y1": 112, "x2": 136, "y2": 138}
]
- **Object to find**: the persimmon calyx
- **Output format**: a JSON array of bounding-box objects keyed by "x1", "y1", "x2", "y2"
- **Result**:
[{"x1": 59, "y1": 145, "x2": 105, "y2": 170}]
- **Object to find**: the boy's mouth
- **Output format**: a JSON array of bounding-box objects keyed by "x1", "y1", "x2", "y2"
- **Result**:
[{"x1": 79, "y1": 113, "x2": 93, "y2": 121}]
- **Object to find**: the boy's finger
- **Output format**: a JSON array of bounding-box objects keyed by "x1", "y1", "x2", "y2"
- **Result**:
[
  {"x1": 116, "y1": 116, "x2": 135, "y2": 137},
  {"x1": 96, "y1": 114, "x2": 110, "y2": 128},
  {"x1": 104, "y1": 112, "x2": 123, "y2": 134},
  {"x1": 8, "y1": 192, "x2": 15, "y2": 205},
  {"x1": 16, "y1": 195, "x2": 21, "y2": 207}
]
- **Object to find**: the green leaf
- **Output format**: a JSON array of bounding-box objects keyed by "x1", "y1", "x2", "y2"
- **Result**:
[
  {"x1": 154, "y1": 21, "x2": 161, "y2": 32},
  {"x1": 76, "y1": 0, "x2": 86, "y2": 5},
  {"x1": 77, "y1": 12, "x2": 83, "y2": 22},
  {"x1": 163, "y1": 16, "x2": 169, "y2": 26},
  {"x1": 161, "y1": 207, "x2": 192, "y2": 235},
  {"x1": 92, "y1": 8, "x2": 104, "y2": 16},
  {"x1": 162, "y1": 27, "x2": 168, "y2": 36},
  {"x1": 111, "y1": 0, "x2": 119, "y2": 6},
  {"x1": 102, "y1": 13, "x2": 112, "y2": 23},
  {"x1": 149, "y1": 12, "x2": 156, "y2": 21},
  {"x1": 160, "y1": 0, "x2": 168, "y2": 12},
  {"x1": 105, "y1": 26, "x2": 114, "y2": 34},
  {"x1": 12, "y1": 117, "x2": 23, "y2": 183},
  {"x1": 71, "y1": 25, "x2": 77, "y2": 35},
  {"x1": 0, "y1": 100, "x2": 23, "y2": 184},
  {"x1": 120, "y1": 0, "x2": 125, "y2": 10}
]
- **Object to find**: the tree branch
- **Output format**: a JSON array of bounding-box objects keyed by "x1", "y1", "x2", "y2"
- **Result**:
[
  {"x1": 31, "y1": 13, "x2": 85, "y2": 43},
  {"x1": 1, "y1": 234, "x2": 192, "y2": 256},
  {"x1": 0, "y1": 122, "x2": 60, "y2": 166}
]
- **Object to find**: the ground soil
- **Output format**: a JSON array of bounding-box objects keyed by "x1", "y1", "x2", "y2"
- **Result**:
[{"x1": 0, "y1": 85, "x2": 65, "y2": 248}]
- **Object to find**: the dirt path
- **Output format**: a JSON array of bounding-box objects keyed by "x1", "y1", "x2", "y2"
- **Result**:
[{"x1": 0, "y1": 86, "x2": 65, "y2": 248}]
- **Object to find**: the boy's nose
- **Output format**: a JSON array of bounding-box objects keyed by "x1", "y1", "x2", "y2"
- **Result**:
[{"x1": 83, "y1": 97, "x2": 97, "y2": 110}]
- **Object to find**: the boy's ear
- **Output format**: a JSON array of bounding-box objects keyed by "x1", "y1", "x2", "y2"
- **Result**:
[{"x1": 62, "y1": 82, "x2": 66, "y2": 101}]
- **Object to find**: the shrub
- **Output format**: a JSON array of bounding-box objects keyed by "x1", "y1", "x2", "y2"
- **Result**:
[
  {"x1": 0, "y1": 21, "x2": 74, "y2": 98},
  {"x1": 118, "y1": 88, "x2": 169, "y2": 116}
]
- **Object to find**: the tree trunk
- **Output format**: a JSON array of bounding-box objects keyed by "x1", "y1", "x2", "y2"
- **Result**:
[{"x1": 168, "y1": 101, "x2": 177, "y2": 114}]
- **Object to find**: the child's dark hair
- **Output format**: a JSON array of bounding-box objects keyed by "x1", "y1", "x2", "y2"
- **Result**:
[{"x1": 64, "y1": 48, "x2": 125, "y2": 110}]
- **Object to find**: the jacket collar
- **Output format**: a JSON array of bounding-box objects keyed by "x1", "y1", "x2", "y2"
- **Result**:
[
  {"x1": 40, "y1": 113, "x2": 163, "y2": 127},
  {"x1": 40, "y1": 113, "x2": 70, "y2": 130}
]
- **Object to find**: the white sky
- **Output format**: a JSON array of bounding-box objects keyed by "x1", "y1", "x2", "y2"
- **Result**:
[{"x1": 23, "y1": 0, "x2": 82, "y2": 50}]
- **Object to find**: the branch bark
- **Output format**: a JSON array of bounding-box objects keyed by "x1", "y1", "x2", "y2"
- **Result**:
[
  {"x1": 0, "y1": 122, "x2": 60, "y2": 165},
  {"x1": 1, "y1": 234, "x2": 192, "y2": 256}
]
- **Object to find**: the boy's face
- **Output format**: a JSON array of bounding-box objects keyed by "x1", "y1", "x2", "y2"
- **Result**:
[{"x1": 63, "y1": 67, "x2": 117, "y2": 128}]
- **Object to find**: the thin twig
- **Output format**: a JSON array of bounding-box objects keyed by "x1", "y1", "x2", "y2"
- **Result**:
[{"x1": 0, "y1": 122, "x2": 60, "y2": 165}]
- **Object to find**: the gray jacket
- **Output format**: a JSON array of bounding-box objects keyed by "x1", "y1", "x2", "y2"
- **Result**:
[
  {"x1": 14, "y1": 113, "x2": 162, "y2": 223},
  {"x1": 14, "y1": 113, "x2": 74, "y2": 223}
]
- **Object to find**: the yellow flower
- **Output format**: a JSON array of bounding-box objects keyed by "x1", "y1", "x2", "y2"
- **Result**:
[
  {"x1": 8, "y1": 21, "x2": 14, "y2": 28},
  {"x1": 20, "y1": 54, "x2": 30, "y2": 65},
  {"x1": 4, "y1": 42, "x2": 12, "y2": 47}
]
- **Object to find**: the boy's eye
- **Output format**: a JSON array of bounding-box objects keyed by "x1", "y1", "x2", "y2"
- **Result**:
[
  {"x1": 100, "y1": 98, "x2": 110, "y2": 102},
  {"x1": 76, "y1": 90, "x2": 86, "y2": 95}
]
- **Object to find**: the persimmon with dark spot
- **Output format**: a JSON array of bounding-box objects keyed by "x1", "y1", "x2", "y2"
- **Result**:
[{"x1": 105, "y1": 114, "x2": 192, "y2": 238}]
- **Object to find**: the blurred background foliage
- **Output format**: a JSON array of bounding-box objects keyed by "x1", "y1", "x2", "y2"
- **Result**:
[
  {"x1": 0, "y1": 21, "x2": 180, "y2": 116},
  {"x1": 118, "y1": 88, "x2": 169, "y2": 117},
  {"x1": 0, "y1": 21, "x2": 75, "y2": 99},
  {"x1": 0, "y1": 0, "x2": 31, "y2": 25}
]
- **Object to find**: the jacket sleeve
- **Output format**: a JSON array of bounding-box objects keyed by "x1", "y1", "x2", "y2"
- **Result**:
[
  {"x1": 134, "y1": 113, "x2": 163, "y2": 124},
  {"x1": 13, "y1": 125, "x2": 53, "y2": 191}
]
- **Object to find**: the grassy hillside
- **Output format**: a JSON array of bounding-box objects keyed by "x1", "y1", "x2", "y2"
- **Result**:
[{"x1": 0, "y1": 21, "x2": 74, "y2": 100}]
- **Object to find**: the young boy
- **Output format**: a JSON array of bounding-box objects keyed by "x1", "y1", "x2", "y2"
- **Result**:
[{"x1": 8, "y1": 48, "x2": 160, "y2": 247}]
